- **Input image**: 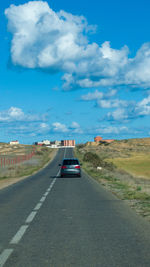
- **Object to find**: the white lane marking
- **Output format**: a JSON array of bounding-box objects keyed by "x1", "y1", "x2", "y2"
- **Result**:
[
  {"x1": 40, "y1": 196, "x2": 46, "y2": 202},
  {"x1": 25, "y1": 211, "x2": 37, "y2": 224},
  {"x1": 50, "y1": 181, "x2": 55, "y2": 187},
  {"x1": 10, "y1": 225, "x2": 29, "y2": 245},
  {"x1": 34, "y1": 202, "x2": 42, "y2": 211},
  {"x1": 0, "y1": 249, "x2": 14, "y2": 267},
  {"x1": 1, "y1": 169, "x2": 60, "y2": 266}
]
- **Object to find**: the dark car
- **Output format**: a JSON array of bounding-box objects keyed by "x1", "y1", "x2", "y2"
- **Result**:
[{"x1": 60, "y1": 158, "x2": 81, "y2": 177}]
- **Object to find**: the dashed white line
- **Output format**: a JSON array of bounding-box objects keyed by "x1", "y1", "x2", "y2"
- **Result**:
[
  {"x1": 34, "y1": 202, "x2": 42, "y2": 211},
  {"x1": 40, "y1": 196, "x2": 46, "y2": 202},
  {"x1": 0, "y1": 249, "x2": 14, "y2": 267},
  {"x1": 10, "y1": 225, "x2": 29, "y2": 245},
  {"x1": 1, "y1": 160, "x2": 62, "y2": 266},
  {"x1": 25, "y1": 211, "x2": 37, "y2": 224},
  {"x1": 44, "y1": 192, "x2": 49, "y2": 197},
  {"x1": 48, "y1": 185, "x2": 53, "y2": 190}
]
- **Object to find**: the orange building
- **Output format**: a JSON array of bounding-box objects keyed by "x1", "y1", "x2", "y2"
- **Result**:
[
  {"x1": 94, "y1": 136, "x2": 114, "y2": 144},
  {"x1": 94, "y1": 136, "x2": 102, "y2": 142},
  {"x1": 62, "y1": 140, "x2": 75, "y2": 147}
]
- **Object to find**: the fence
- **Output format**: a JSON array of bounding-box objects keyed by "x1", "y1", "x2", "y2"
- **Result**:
[{"x1": 0, "y1": 148, "x2": 35, "y2": 168}]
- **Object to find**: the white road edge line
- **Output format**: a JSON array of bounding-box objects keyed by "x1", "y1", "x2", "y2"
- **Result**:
[
  {"x1": 25, "y1": 211, "x2": 37, "y2": 224},
  {"x1": 0, "y1": 249, "x2": 14, "y2": 267},
  {"x1": 10, "y1": 225, "x2": 29, "y2": 245}
]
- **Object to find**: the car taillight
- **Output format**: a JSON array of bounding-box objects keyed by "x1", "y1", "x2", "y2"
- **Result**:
[
  {"x1": 61, "y1": 165, "x2": 67, "y2": 169},
  {"x1": 75, "y1": 165, "x2": 80, "y2": 169}
]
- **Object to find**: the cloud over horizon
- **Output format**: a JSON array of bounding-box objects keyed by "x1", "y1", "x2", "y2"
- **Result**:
[
  {"x1": 5, "y1": 1, "x2": 150, "y2": 91},
  {"x1": 0, "y1": 107, "x2": 45, "y2": 122}
]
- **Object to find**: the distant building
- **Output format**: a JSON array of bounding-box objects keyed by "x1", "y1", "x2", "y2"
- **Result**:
[
  {"x1": 35, "y1": 141, "x2": 43, "y2": 146},
  {"x1": 50, "y1": 144, "x2": 58, "y2": 148},
  {"x1": 62, "y1": 140, "x2": 75, "y2": 147},
  {"x1": 10, "y1": 140, "x2": 19, "y2": 145},
  {"x1": 42, "y1": 140, "x2": 51, "y2": 145},
  {"x1": 54, "y1": 140, "x2": 61, "y2": 146},
  {"x1": 35, "y1": 139, "x2": 76, "y2": 148},
  {"x1": 94, "y1": 136, "x2": 103, "y2": 142},
  {"x1": 50, "y1": 140, "x2": 61, "y2": 146},
  {"x1": 94, "y1": 136, "x2": 114, "y2": 144}
]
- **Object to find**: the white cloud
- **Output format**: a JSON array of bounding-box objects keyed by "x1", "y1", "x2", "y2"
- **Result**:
[
  {"x1": 125, "y1": 43, "x2": 150, "y2": 87},
  {"x1": 39, "y1": 122, "x2": 50, "y2": 131},
  {"x1": 106, "y1": 94, "x2": 150, "y2": 121},
  {"x1": 51, "y1": 121, "x2": 83, "y2": 134},
  {"x1": 135, "y1": 95, "x2": 150, "y2": 115},
  {"x1": 81, "y1": 90, "x2": 104, "y2": 100},
  {"x1": 97, "y1": 99, "x2": 127, "y2": 108},
  {"x1": 71, "y1": 121, "x2": 80, "y2": 128},
  {"x1": 52, "y1": 122, "x2": 68, "y2": 132},
  {"x1": 0, "y1": 107, "x2": 42, "y2": 122},
  {"x1": 96, "y1": 126, "x2": 128, "y2": 134},
  {"x1": 5, "y1": 1, "x2": 150, "y2": 90},
  {"x1": 70, "y1": 121, "x2": 83, "y2": 133},
  {"x1": 62, "y1": 41, "x2": 129, "y2": 90},
  {"x1": 81, "y1": 89, "x2": 117, "y2": 101},
  {"x1": 0, "y1": 107, "x2": 19, "y2": 121},
  {"x1": 107, "y1": 108, "x2": 127, "y2": 121},
  {"x1": 8, "y1": 107, "x2": 24, "y2": 119},
  {"x1": 5, "y1": 1, "x2": 91, "y2": 70},
  {"x1": 0, "y1": 107, "x2": 27, "y2": 122},
  {"x1": 86, "y1": 125, "x2": 129, "y2": 135}
]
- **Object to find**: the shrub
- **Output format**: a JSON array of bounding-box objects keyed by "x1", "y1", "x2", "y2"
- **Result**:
[
  {"x1": 83, "y1": 152, "x2": 101, "y2": 167},
  {"x1": 77, "y1": 144, "x2": 85, "y2": 149},
  {"x1": 83, "y1": 152, "x2": 115, "y2": 170},
  {"x1": 41, "y1": 147, "x2": 49, "y2": 152},
  {"x1": 35, "y1": 150, "x2": 43, "y2": 155}
]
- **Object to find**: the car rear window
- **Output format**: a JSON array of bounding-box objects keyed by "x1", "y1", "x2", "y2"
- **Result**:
[{"x1": 63, "y1": 159, "x2": 79, "y2": 165}]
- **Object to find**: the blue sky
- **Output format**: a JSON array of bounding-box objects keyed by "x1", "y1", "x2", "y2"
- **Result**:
[{"x1": 0, "y1": 0, "x2": 150, "y2": 144}]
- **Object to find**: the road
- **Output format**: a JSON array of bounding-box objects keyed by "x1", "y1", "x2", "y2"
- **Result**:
[{"x1": 0, "y1": 148, "x2": 150, "y2": 267}]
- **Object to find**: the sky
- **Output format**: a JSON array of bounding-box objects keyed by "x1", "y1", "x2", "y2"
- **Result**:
[{"x1": 0, "y1": 0, "x2": 150, "y2": 144}]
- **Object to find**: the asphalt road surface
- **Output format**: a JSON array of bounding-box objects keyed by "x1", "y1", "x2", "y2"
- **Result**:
[{"x1": 0, "y1": 148, "x2": 150, "y2": 267}]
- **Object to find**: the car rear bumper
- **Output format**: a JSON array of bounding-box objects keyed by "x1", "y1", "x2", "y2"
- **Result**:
[{"x1": 61, "y1": 169, "x2": 81, "y2": 176}]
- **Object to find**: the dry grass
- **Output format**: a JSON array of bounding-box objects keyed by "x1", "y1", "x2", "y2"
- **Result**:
[
  {"x1": 75, "y1": 138, "x2": 150, "y2": 222},
  {"x1": 109, "y1": 153, "x2": 150, "y2": 179},
  {"x1": 0, "y1": 143, "x2": 32, "y2": 155},
  {"x1": 84, "y1": 138, "x2": 150, "y2": 180},
  {"x1": 0, "y1": 143, "x2": 56, "y2": 180}
]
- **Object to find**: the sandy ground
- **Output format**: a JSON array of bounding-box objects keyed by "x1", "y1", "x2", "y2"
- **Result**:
[{"x1": 0, "y1": 149, "x2": 57, "y2": 190}]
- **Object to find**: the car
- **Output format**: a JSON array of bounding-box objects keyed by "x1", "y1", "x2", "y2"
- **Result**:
[{"x1": 59, "y1": 158, "x2": 81, "y2": 177}]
